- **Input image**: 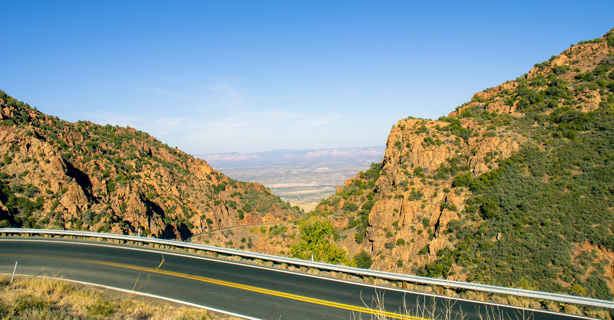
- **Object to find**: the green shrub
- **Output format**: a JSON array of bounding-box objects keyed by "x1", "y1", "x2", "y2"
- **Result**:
[
  {"x1": 354, "y1": 250, "x2": 373, "y2": 269},
  {"x1": 354, "y1": 231, "x2": 365, "y2": 244},
  {"x1": 453, "y1": 172, "x2": 475, "y2": 189},
  {"x1": 417, "y1": 246, "x2": 429, "y2": 255},
  {"x1": 342, "y1": 201, "x2": 359, "y2": 212},
  {"x1": 87, "y1": 297, "x2": 116, "y2": 317},
  {"x1": 290, "y1": 217, "x2": 350, "y2": 265},
  {"x1": 408, "y1": 190, "x2": 424, "y2": 201}
]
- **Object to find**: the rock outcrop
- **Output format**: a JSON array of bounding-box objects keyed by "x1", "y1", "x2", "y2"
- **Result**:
[
  {"x1": 0, "y1": 93, "x2": 301, "y2": 242},
  {"x1": 300, "y1": 28, "x2": 614, "y2": 299}
]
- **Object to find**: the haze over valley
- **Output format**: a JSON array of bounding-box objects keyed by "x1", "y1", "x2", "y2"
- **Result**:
[{"x1": 197, "y1": 147, "x2": 385, "y2": 211}]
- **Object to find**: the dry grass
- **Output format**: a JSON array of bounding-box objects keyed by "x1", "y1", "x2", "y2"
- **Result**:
[
  {"x1": 0, "y1": 275, "x2": 239, "y2": 320},
  {"x1": 586, "y1": 309, "x2": 613, "y2": 320},
  {"x1": 544, "y1": 300, "x2": 561, "y2": 313},
  {"x1": 351, "y1": 291, "x2": 468, "y2": 320},
  {"x1": 350, "y1": 289, "x2": 614, "y2": 320},
  {"x1": 563, "y1": 304, "x2": 583, "y2": 316}
]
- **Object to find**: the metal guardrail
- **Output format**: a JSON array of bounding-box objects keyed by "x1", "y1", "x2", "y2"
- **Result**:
[{"x1": 1, "y1": 228, "x2": 613, "y2": 309}]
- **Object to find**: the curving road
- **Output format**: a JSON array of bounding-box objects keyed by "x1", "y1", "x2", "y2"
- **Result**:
[{"x1": 0, "y1": 238, "x2": 588, "y2": 320}]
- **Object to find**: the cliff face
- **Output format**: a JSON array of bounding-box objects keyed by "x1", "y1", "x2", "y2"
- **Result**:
[
  {"x1": 0, "y1": 93, "x2": 301, "y2": 240},
  {"x1": 314, "y1": 115, "x2": 524, "y2": 273},
  {"x1": 308, "y1": 28, "x2": 614, "y2": 299},
  {"x1": 366, "y1": 117, "x2": 523, "y2": 270}
]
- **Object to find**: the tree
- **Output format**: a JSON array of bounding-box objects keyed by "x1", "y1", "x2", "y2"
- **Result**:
[{"x1": 290, "y1": 217, "x2": 351, "y2": 265}]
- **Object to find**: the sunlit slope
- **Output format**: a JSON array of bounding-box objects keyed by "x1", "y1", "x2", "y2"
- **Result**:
[
  {"x1": 301, "y1": 28, "x2": 614, "y2": 300},
  {"x1": 0, "y1": 90, "x2": 301, "y2": 240}
]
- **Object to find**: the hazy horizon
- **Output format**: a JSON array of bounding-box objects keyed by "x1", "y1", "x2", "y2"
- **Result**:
[{"x1": 197, "y1": 146, "x2": 386, "y2": 169}]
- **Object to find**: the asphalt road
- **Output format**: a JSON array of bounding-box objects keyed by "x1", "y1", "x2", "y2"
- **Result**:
[{"x1": 0, "y1": 238, "x2": 588, "y2": 320}]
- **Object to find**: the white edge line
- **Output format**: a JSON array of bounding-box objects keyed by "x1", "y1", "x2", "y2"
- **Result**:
[
  {"x1": 1, "y1": 238, "x2": 597, "y2": 320},
  {"x1": 3, "y1": 273, "x2": 262, "y2": 320},
  {"x1": 3, "y1": 229, "x2": 611, "y2": 309}
]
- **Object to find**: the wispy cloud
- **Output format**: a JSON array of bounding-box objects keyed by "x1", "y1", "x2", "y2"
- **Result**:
[
  {"x1": 82, "y1": 107, "x2": 345, "y2": 154},
  {"x1": 208, "y1": 81, "x2": 245, "y2": 106},
  {"x1": 144, "y1": 86, "x2": 186, "y2": 99},
  {"x1": 201, "y1": 109, "x2": 338, "y2": 133},
  {"x1": 87, "y1": 111, "x2": 188, "y2": 135},
  {"x1": 134, "y1": 78, "x2": 254, "y2": 113},
  {"x1": 299, "y1": 112, "x2": 342, "y2": 128},
  {"x1": 84, "y1": 77, "x2": 345, "y2": 153}
]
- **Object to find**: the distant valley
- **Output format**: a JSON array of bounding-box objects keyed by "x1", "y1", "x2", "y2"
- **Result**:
[{"x1": 196, "y1": 147, "x2": 385, "y2": 211}]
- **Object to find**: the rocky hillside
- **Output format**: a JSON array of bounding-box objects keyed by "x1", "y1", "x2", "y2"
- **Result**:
[
  {"x1": 0, "y1": 91, "x2": 301, "y2": 240},
  {"x1": 296, "y1": 28, "x2": 614, "y2": 300}
]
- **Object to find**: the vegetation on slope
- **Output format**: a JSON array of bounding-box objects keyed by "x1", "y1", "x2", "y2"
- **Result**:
[
  {"x1": 420, "y1": 30, "x2": 614, "y2": 299},
  {"x1": 296, "y1": 28, "x2": 614, "y2": 301},
  {"x1": 0, "y1": 90, "x2": 301, "y2": 240}
]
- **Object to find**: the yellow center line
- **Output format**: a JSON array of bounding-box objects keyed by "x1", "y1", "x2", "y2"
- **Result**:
[{"x1": 3, "y1": 253, "x2": 426, "y2": 319}]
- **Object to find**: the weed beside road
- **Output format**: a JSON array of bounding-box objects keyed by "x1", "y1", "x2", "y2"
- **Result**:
[{"x1": 0, "y1": 275, "x2": 237, "y2": 320}]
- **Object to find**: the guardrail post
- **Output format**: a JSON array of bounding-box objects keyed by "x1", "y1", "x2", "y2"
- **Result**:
[{"x1": 10, "y1": 261, "x2": 17, "y2": 284}]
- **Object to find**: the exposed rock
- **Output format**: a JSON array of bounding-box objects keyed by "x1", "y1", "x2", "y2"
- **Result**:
[
  {"x1": 0, "y1": 92, "x2": 301, "y2": 243},
  {"x1": 300, "y1": 29, "x2": 614, "y2": 292}
]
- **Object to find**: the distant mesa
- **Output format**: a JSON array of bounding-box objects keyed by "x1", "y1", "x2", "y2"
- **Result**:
[
  {"x1": 200, "y1": 153, "x2": 262, "y2": 163},
  {"x1": 196, "y1": 146, "x2": 385, "y2": 169},
  {"x1": 282, "y1": 154, "x2": 298, "y2": 160},
  {"x1": 305, "y1": 148, "x2": 384, "y2": 159}
]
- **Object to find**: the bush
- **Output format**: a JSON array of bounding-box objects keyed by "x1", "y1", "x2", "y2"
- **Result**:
[
  {"x1": 422, "y1": 218, "x2": 430, "y2": 228},
  {"x1": 453, "y1": 172, "x2": 475, "y2": 189},
  {"x1": 360, "y1": 162, "x2": 383, "y2": 183},
  {"x1": 417, "y1": 246, "x2": 429, "y2": 255},
  {"x1": 552, "y1": 65, "x2": 571, "y2": 75},
  {"x1": 413, "y1": 166, "x2": 425, "y2": 178},
  {"x1": 354, "y1": 250, "x2": 373, "y2": 269},
  {"x1": 87, "y1": 297, "x2": 116, "y2": 317},
  {"x1": 479, "y1": 197, "x2": 499, "y2": 219},
  {"x1": 342, "y1": 201, "x2": 359, "y2": 212},
  {"x1": 408, "y1": 190, "x2": 424, "y2": 201},
  {"x1": 354, "y1": 231, "x2": 365, "y2": 244},
  {"x1": 290, "y1": 217, "x2": 350, "y2": 265}
]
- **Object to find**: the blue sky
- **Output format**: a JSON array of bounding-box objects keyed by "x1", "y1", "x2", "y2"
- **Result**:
[{"x1": 2, "y1": 1, "x2": 613, "y2": 154}]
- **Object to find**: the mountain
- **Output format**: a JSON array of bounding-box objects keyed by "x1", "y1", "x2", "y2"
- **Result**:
[
  {"x1": 0, "y1": 91, "x2": 301, "y2": 241},
  {"x1": 290, "y1": 28, "x2": 614, "y2": 300}
]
